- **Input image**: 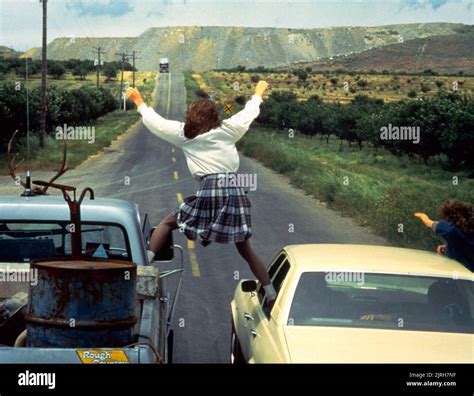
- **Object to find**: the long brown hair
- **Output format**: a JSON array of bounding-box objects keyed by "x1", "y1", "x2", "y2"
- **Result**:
[
  {"x1": 440, "y1": 199, "x2": 474, "y2": 234},
  {"x1": 184, "y1": 95, "x2": 221, "y2": 139}
]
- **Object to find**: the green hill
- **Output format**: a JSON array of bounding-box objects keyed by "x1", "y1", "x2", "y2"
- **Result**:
[
  {"x1": 20, "y1": 23, "x2": 469, "y2": 71},
  {"x1": 0, "y1": 46, "x2": 21, "y2": 59}
]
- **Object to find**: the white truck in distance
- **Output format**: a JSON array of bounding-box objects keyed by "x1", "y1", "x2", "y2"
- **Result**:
[{"x1": 159, "y1": 58, "x2": 169, "y2": 73}]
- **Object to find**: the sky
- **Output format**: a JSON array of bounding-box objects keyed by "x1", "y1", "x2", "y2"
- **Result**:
[{"x1": 1, "y1": 0, "x2": 473, "y2": 51}]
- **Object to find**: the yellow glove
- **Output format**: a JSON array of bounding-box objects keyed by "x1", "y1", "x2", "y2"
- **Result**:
[
  {"x1": 126, "y1": 87, "x2": 144, "y2": 107},
  {"x1": 414, "y1": 212, "x2": 434, "y2": 228},
  {"x1": 254, "y1": 80, "x2": 269, "y2": 98}
]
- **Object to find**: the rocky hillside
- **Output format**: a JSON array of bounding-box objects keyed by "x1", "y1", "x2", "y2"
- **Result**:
[
  {"x1": 285, "y1": 28, "x2": 474, "y2": 75},
  {"x1": 21, "y1": 23, "x2": 469, "y2": 71}
]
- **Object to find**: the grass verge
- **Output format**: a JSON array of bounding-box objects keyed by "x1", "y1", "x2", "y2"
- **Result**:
[{"x1": 238, "y1": 128, "x2": 474, "y2": 251}]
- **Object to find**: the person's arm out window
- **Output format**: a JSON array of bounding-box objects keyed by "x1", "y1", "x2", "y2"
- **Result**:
[
  {"x1": 138, "y1": 103, "x2": 186, "y2": 146},
  {"x1": 221, "y1": 95, "x2": 263, "y2": 142},
  {"x1": 433, "y1": 220, "x2": 459, "y2": 241}
]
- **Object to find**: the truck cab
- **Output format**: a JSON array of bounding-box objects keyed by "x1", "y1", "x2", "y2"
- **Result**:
[
  {"x1": 159, "y1": 58, "x2": 169, "y2": 73},
  {"x1": 0, "y1": 195, "x2": 183, "y2": 364}
]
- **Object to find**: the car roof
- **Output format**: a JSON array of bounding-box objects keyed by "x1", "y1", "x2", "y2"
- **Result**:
[
  {"x1": 0, "y1": 195, "x2": 139, "y2": 224},
  {"x1": 283, "y1": 244, "x2": 473, "y2": 280}
]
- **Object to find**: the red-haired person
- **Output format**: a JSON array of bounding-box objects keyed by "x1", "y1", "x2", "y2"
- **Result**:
[
  {"x1": 415, "y1": 199, "x2": 474, "y2": 271},
  {"x1": 126, "y1": 81, "x2": 277, "y2": 303}
]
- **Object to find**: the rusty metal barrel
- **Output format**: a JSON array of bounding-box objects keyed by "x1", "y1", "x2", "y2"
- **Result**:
[{"x1": 25, "y1": 258, "x2": 137, "y2": 348}]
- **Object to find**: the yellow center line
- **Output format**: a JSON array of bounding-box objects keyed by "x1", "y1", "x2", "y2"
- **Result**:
[
  {"x1": 172, "y1": 157, "x2": 176, "y2": 163},
  {"x1": 172, "y1": 148, "x2": 175, "y2": 153},
  {"x1": 188, "y1": 249, "x2": 201, "y2": 277},
  {"x1": 173, "y1": 171, "x2": 179, "y2": 180},
  {"x1": 176, "y1": 192, "x2": 184, "y2": 204}
]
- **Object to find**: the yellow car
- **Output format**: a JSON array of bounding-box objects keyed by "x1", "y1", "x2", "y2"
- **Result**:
[{"x1": 230, "y1": 244, "x2": 474, "y2": 363}]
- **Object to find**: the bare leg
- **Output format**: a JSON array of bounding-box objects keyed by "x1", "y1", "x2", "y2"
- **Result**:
[
  {"x1": 235, "y1": 239, "x2": 271, "y2": 285},
  {"x1": 148, "y1": 213, "x2": 179, "y2": 253}
]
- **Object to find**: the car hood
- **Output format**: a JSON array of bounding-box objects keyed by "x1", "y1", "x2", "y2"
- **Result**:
[{"x1": 283, "y1": 326, "x2": 473, "y2": 363}]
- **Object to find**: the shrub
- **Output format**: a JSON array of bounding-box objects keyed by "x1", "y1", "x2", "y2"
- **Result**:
[{"x1": 234, "y1": 95, "x2": 246, "y2": 105}]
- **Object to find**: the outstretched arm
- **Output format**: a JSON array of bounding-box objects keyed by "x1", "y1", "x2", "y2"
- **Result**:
[
  {"x1": 126, "y1": 87, "x2": 186, "y2": 146},
  {"x1": 414, "y1": 212, "x2": 435, "y2": 229},
  {"x1": 221, "y1": 80, "x2": 269, "y2": 142},
  {"x1": 415, "y1": 212, "x2": 451, "y2": 256}
]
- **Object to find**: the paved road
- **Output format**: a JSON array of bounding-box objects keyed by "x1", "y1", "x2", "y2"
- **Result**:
[{"x1": 24, "y1": 71, "x2": 385, "y2": 363}]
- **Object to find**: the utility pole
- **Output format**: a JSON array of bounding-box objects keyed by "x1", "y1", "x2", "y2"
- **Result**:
[
  {"x1": 129, "y1": 50, "x2": 141, "y2": 87},
  {"x1": 39, "y1": 0, "x2": 47, "y2": 149},
  {"x1": 115, "y1": 52, "x2": 129, "y2": 109},
  {"x1": 94, "y1": 46, "x2": 106, "y2": 88}
]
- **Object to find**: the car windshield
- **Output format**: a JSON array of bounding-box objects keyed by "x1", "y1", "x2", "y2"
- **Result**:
[
  {"x1": 288, "y1": 272, "x2": 474, "y2": 334},
  {"x1": 0, "y1": 222, "x2": 130, "y2": 262}
]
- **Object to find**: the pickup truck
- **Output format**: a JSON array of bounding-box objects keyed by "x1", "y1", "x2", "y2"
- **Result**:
[{"x1": 0, "y1": 194, "x2": 183, "y2": 364}]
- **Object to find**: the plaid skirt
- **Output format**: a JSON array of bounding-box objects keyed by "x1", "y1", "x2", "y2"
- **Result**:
[{"x1": 175, "y1": 173, "x2": 252, "y2": 246}]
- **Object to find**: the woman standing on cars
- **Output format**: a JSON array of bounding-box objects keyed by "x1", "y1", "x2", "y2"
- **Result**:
[{"x1": 126, "y1": 80, "x2": 277, "y2": 303}]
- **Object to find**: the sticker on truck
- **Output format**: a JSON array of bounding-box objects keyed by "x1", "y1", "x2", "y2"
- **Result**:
[{"x1": 76, "y1": 350, "x2": 130, "y2": 364}]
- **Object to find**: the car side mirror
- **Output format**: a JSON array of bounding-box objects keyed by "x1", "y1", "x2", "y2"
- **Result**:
[
  {"x1": 151, "y1": 229, "x2": 174, "y2": 261},
  {"x1": 241, "y1": 280, "x2": 257, "y2": 293}
]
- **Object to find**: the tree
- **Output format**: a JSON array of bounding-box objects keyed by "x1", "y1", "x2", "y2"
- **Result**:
[
  {"x1": 0, "y1": 82, "x2": 29, "y2": 144},
  {"x1": 434, "y1": 94, "x2": 474, "y2": 169},
  {"x1": 49, "y1": 62, "x2": 66, "y2": 79},
  {"x1": 103, "y1": 64, "x2": 117, "y2": 82},
  {"x1": 421, "y1": 84, "x2": 431, "y2": 93},
  {"x1": 234, "y1": 95, "x2": 246, "y2": 105},
  {"x1": 333, "y1": 104, "x2": 360, "y2": 149},
  {"x1": 72, "y1": 65, "x2": 88, "y2": 80},
  {"x1": 250, "y1": 75, "x2": 260, "y2": 83},
  {"x1": 357, "y1": 111, "x2": 387, "y2": 150},
  {"x1": 296, "y1": 96, "x2": 324, "y2": 137},
  {"x1": 384, "y1": 98, "x2": 442, "y2": 164},
  {"x1": 292, "y1": 69, "x2": 308, "y2": 82},
  {"x1": 14, "y1": 59, "x2": 40, "y2": 77},
  {"x1": 258, "y1": 91, "x2": 300, "y2": 129}
]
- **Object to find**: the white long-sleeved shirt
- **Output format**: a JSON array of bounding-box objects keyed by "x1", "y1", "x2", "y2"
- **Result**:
[{"x1": 138, "y1": 95, "x2": 263, "y2": 178}]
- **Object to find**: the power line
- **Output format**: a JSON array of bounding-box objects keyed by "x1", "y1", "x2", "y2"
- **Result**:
[
  {"x1": 78, "y1": 0, "x2": 97, "y2": 39},
  {"x1": 67, "y1": 3, "x2": 95, "y2": 46},
  {"x1": 49, "y1": 12, "x2": 68, "y2": 39}
]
